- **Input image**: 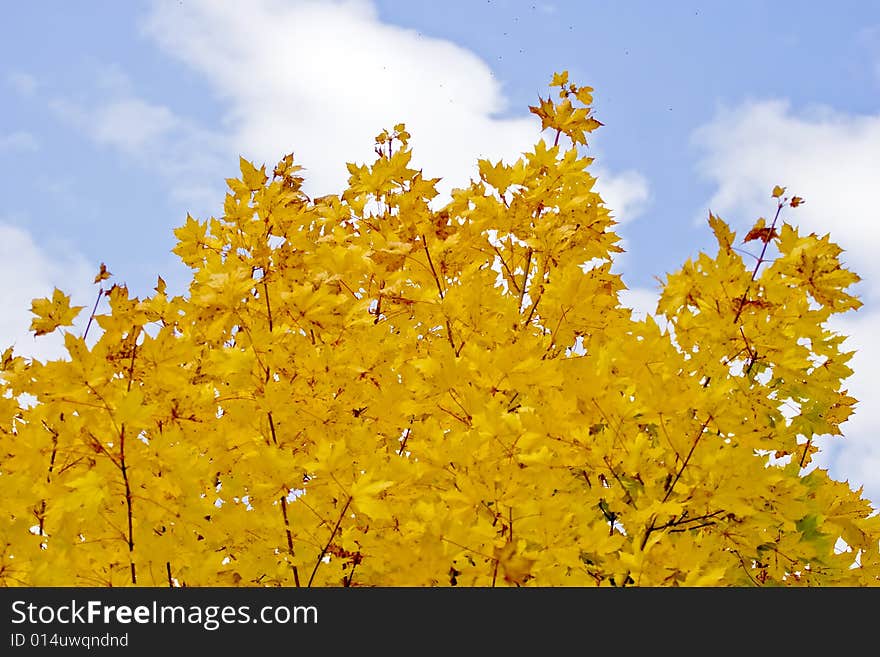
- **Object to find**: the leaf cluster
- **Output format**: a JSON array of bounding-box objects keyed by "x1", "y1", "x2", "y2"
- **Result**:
[{"x1": 2, "y1": 74, "x2": 877, "y2": 587}]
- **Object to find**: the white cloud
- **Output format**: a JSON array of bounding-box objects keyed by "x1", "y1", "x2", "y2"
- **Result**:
[
  {"x1": 595, "y1": 168, "x2": 650, "y2": 225},
  {"x1": 51, "y1": 97, "x2": 178, "y2": 155},
  {"x1": 0, "y1": 222, "x2": 94, "y2": 362},
  {"x1": 93, "y1": 99, "x2": 179, "y2": 154},
  {"x1": 596, "y1": 167, "x2": 650, "y2": 277},
  {"x1": 140, "y1": 0, "x2": 532, "y2": 197},
  {"x1": 49, "y1": 88, "x2": 227, "y2": 215},
  {"x1": 0, "y1": 131, "x2": 38, "y2": 152},
  {"x1": 619, "y1": 285, "x2": 660, "y2": 322},
  {"x1": 828, "y1": 310, "x2": 880, "y2": 502},
  {"x1": 33, "y1": 0, "x2": 650, "y2": 226},
  {"x1": 693, "y1": 99, "x2": 880, "y2": 505},
  {"x1": 140, "y1": 0, "x2": 646, "y2": 206},
  {"x1": 33, "y1": 0, "x2": 654, "y2": 336},
  {"x1": 692, "y1": 100, "x2": 880, "y2": 291}
]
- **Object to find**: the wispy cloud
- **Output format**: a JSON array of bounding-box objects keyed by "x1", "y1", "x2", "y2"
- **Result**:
[
  {"x1": 51, "y1": 97, "x2": 178, "y2": 155},
  {"x1": 48, "y1": 79, "x2": 227, "y2": 214}
]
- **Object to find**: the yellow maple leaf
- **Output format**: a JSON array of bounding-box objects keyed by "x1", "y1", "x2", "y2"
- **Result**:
[
  {"x1": 494, "y1": 542, "x2": 536, "y2": 585},
  {"x1": 61, "y1": 469, "x2": 108, "y2": 510},
  {"x1": 550, "y1": 70, "x2": 569, "y2": 87},
  {"x1": 93, "y1": 262, "x2": 112, "y2": 283},
  {"x1": 708, "y1": 212, "x2": 735, "y2": 250},
  {"x1": 3, "y1": 70, "x2": 878, "y2": 590},
  {"x1": 239, "y1": 156, "x2": 267, "y2": 191},
  {"x1": 29, "y1": 288, "x2": 84, "y2": 336},
  {"x1": 743, "y1": 217, "x2": 778, "y2": 244}
]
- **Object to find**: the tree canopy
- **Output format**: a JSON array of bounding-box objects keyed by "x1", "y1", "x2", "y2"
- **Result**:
[{"x1": 2, "y1": 73, "x2": 878, "y2": 587}]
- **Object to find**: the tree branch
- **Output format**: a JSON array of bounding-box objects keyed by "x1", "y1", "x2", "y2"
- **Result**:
[
  {"x1": 733, "y1": 201, "x2": 784, "y2": 324},
  {"x1": 307, "y1": 495, "x2": 352, "y2": 587},
  {"x1": 280, "y1": 495, "x2": 302, "y2": 587}
]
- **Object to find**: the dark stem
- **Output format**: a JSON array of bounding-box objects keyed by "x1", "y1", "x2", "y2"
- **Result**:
[
  {"x1": 126, "y1": 352, "x2": 137, "y2": 395},
  {"x1": 263, "y1": 281, "x2": 273, "y2": 332},
  {"x1": 491, "y1": 245, "x2": 520, "y2": 295},
  {"x1": 522, "y1": 295, "x2": 541, "y2": 327},
  {"x1": 343, "y1": 558, "x2": 359, "y2": 587},
  {"x1": 521, "y1": 262, "x2": 546, "y2": 328},
  {"x1": 37, "y1": 423, "x2": 59, "y2": 536},
  {"x1": 519, "y1": 248, "x2": 533, "y2": 313},
  {"x1": 422, "y1": 234, "x2": 445, "y2": 300},
  {"x1": 444, "y1": 319, "x2": 457, "y2": 352},
  {"x1": 602, "y1": 456, "x2": 635, "y2": 506},
  {"x1": 421, "y1": 235, "x2": 457, "y2": 350},
  {"x1": 669, "y1": 520, "x2": 717, "y2": 533},
  {"x1": 663, "y1": 416, "x2": 712, "y2": 504},
  {"x1": 82, "y1": 287, "x2": 104, "y2": 341},
  {"x1": 280, "y1": 496, "x2": 302, "y2": 587},
  {"x1": 268, "y1": 412, "x2": 278, "y2": 446},
  {"x1": 437, "y1": 404, "x2": 471, "y2": 427},
  {"x1": 122, "y1": 334, "x2": 138, "y2": 583},
  {"x1": 733, "y1": 202, "x2": 784, "y2": 324},
  {"x1": 653, "y1": 510, "x2": 723, "y2": 533},
  {"x1": 307, "y1": 495, "x2": 352, "y2": 587},
  {"x1": 641, "y1": 416, "x2": 713, "y2": 551},
  {"x1": 798, "y1": 438, "x2": 813, "y2": 469},
  {"x1": 398, "y1": 425, "x2": 412, "y2": 456},
  {"x1": 374, "y1": 293, "x2": 382, "y2": 324},
  {"x1": 120, "y1": 425, "x2": 136, "y2": 584}
]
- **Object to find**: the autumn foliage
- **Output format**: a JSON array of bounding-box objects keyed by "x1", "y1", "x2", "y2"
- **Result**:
[{"x1": 2, "y1": 73, "x2": 878, "y2": 587}]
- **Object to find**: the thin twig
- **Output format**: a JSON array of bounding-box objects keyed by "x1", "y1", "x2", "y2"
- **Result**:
[
  {"x1": 519, "y1": 248, "x2": 533, "y2": 312},
  {"x1": 280, "y1": 496, "x2": 302, "y2": 587},
  {"x1": 663, "y1": 415, "x2": 712, "y2": 504},
  {"x1": 307, "y1": 495, "x2": 352, "y2": 587},
  {"x1": 263, "y1": 281, "x2": 273, "y2": 332},
  {"x1": 82, "y1": 287, "x2": 104, "y2": 341},
  {"x1": 733, "y1": 201, "x2": 784, "y2": 324},
  {"x1": 268, "y1": 412, "x2": 278, "y2": 446},
  {"x1": 798, "y1": 439, "x2": 813, "y2": 469},
  {"x1": 491, "y1": 245, "x2": 521, "y2": 295},
  {"x1": 122, "y1": 333, "x2": 138, "y2": 583},
  {"x1": 422, "y1": 234, "x2": 445, "y2": 300},
  {"x1": 120, "y1": 425, "x2": 136, "y2": 584},
  {"x1": 641, "y1": 416, "x2": 713, "y2": 551},
  {"x1": 398, "y1": 425, "x2": 412, "y2": 456}
]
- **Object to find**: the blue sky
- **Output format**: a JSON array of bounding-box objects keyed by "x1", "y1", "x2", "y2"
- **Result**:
[{"x1": 2, "y1": 0, "x2": 880, "y2": 504}]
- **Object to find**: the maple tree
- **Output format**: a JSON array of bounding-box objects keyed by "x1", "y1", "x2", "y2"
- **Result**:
[{"x1": 1, "y1": 73, "x2": 878, "y2": 587}]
